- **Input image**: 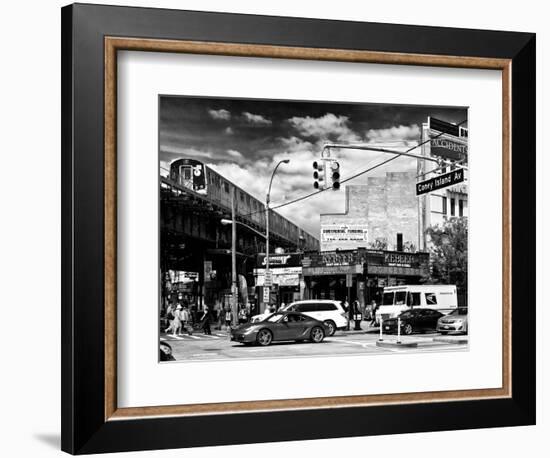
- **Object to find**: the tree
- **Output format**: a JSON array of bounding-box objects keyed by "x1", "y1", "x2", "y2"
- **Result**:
[
  {"x1": 368, "y1": 237, "x2": 388, "y2": 250},
  {"x1": 426, "y1": 218, "x2": 468, "y2": 306}
]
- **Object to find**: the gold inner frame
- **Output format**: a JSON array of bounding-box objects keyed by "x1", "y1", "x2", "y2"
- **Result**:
[{"x1": 104, "y1": 37, "x2": 512, "y2": 421}]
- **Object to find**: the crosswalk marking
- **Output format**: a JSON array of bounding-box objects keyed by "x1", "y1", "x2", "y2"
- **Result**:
[{"x1": 161, "y1": 333, "x2": 229, "y2": 341}]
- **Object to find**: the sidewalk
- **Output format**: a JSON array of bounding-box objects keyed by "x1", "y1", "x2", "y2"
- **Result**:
[{"x1": 333, "y1": 324, "x2": 379, "y2": 336}]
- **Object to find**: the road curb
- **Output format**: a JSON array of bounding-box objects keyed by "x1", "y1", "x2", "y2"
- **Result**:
[
  {"x1": 433, "y1": 337, "x2": 469, "y2": 344},
  {"x1": 376, "y1": 340, "x2": 419, "y2": 348}
]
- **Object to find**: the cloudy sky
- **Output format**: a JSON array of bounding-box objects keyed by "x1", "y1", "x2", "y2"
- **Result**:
[{"x1": 160, "y1": 96, "x2": 466, "y2": 237}]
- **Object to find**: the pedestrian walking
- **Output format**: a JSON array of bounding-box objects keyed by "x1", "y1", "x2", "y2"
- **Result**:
[
  {"x1": 369, "y1": 300, "x2": 379, "y2": 327},
  {"x1": 165, "y1": 304, "x2": 182, "y2": 336},
  {"x1": 224, "y1": 306, "x2": 233, "y2": 330},
  {"x1": 201, "y1": 306, "x2": 212, "y2": 335},
  {"x1": 216, "y1": 306, "x2": 225, "y2": 330},
  {"x1": 180, "y1": 306, "x2": 192, "y2": 335}
]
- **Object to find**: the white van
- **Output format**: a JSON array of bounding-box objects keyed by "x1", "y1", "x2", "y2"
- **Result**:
[{"x1": 375, "y1": 285, "x2": 457, "y2": 324}]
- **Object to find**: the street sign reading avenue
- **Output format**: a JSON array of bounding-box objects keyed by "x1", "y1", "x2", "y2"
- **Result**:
[{"x1": 416, "y1": 168, "x2": 465, "y2": 196}]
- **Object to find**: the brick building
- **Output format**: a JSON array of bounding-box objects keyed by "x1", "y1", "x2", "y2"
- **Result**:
[{"x1": 320, "y1": 171, "x2": 419, "y2": 252}]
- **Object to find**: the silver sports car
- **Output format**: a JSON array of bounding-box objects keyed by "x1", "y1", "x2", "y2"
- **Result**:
[{"x1": 230, "y1": 311, "x2": 328, "y2": 346}]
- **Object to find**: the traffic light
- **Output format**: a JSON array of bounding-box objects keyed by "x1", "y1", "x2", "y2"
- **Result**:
[
  {"x1": 330, "y1": 161, "x2": 340, "y2": 190},
  {"x1": 313, "y1": 161, "x2": 325, "y2": 189}
]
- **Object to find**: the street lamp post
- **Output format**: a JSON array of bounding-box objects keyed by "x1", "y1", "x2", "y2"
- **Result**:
[
  {"x1": 230, "y1": 188, "x2": 237, "y2": 326},
  {"x1": 220, "y1": 217, "x2": 268, "y2": 324},
  {"x1": 265, "y1": 159, "x2": 289, "y2": 311}
]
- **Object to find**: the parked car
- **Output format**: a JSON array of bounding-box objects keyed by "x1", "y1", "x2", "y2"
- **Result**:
[
  {"x1": 437, "y1": 307, "x2": 468, "y2": 334},
  {"x1": 230, "y1": 311, "x2": 328, "y2": 346},
  {"x1": 381, "y1": 308, "x2": 444, "y2": 335},
  {"x1": 281, "y1": 300, "x2": 348, "y2": 336}
]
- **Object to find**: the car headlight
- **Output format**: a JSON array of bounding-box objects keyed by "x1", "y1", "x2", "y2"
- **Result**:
[{"x1": 243, "y1": 327, "x2": 258, "y2": 335}]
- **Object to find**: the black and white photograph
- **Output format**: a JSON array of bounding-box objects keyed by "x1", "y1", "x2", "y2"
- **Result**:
[{"x1": 159, "y1": 96, "x2": 469, "y2": 362}]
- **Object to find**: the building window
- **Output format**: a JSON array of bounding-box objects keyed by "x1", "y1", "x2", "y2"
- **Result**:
[
  {"x1": 459, "y1": 199, "x2": 464, "y2": 217},
  {"x1": 442, "y1": 196, "x2": 447, "y2": 215},
  {"x1": 450, "y1": 198, "x2": 455, "y2": 216}
]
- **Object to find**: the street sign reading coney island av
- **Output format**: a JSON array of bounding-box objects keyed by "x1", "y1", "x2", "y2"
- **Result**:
[{"x1": 416, "y1": 168, "x2": 465, "y2": 196}]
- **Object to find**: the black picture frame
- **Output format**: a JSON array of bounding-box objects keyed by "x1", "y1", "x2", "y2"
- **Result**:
[{"x1": 61, "y1": 3, "x2": 535, "y2": 454}]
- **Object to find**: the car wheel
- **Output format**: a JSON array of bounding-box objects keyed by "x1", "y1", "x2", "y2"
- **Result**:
[
  {"x1": 256, "y1": 329, "x2": 273, "y2": 346},
  {"x1": 310, "y1": 326, "x2": 325, "y2": 343},
  {"x1": 403, "y1": 323, "x2": 413, "y2": 335},
  {"x1": 440, "y1": 331, "x2": 448, "y2": 335},
  {"x1": 323, "y1": 320, "x2": 336, "y2": 336}
]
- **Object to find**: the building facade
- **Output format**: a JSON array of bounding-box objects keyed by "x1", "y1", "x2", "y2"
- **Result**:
[
  {"x1": 419, "y1": 118, "x2": 469, "y2": 246},
  {"x1": 320, "y1": 172, "x2": 420, "y2": 252}
]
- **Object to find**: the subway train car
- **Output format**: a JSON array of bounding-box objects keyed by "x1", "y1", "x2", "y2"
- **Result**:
[
  {"x1": 169, "y1": 158, "x2": 208, "y2": 195},
  {"x1": 168, "y1": 158, "x2": 318, "y2": 251}
]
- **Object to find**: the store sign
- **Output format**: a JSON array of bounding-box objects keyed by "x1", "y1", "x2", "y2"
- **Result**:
[
  {"x1": 384, "y1": 252, "x2": 416, "y2": 267},
  {"x1": 308, "y1": 250, "x2": 362, "y2": 267},
  {"x1": 254, "y1": 267, "x2": 302, "y2": 287},
  {"x1": 256, "y1": 253, "x2": 301, "y2": 268},
  {"x1": 303, "y1": 265, "x2": 363, "y2": 276},
  {"x1": 263, "y1": 287, "x2": 270, "y2": 302},
  {"x1": 430, "y1": 137, "x2": 468, "y2": 161},
  {"x1": 321, "y1": 225, "x2": 368, "y2": 243},
  {"x1": 254, "y1": 267, "x2": 302, "y2": 275},
  {"x1": 416, "y1": 169, "x2": 464, "y2": 196},
  {"x1": 169, "y1": 270, "x2": 199, "y2": 283}
]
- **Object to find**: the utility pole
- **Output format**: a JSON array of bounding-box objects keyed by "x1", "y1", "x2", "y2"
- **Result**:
[{"x1": 265, "y1": 159, "x2": 290, "y2": 312}]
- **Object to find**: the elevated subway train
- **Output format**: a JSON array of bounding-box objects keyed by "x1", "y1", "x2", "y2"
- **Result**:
[{"x1": 168, "y1": 158, "x2": 319, "y2": 251}]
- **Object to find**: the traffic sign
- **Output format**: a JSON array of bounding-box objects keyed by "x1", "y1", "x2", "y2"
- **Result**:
[
  {"x1": 416, "y1": 168, "x2": 465, "y2": 196},
  {"x1": 429, "y1": 116, "x2": 460, "y2": 137},
  {"x1": 264, "y1": 270, "x2": 273, "y2": 287}
]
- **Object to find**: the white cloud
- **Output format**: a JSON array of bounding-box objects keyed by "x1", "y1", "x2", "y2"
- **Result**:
[
  {"x1": 225, "y1": 127, "x2": 234, "y2": 135},
  {"x1": 227, "y1": 149, "x2": 243, "y2": 158},
  {"x1": 288, "y1": 113, "x2": 361, "y2": 142},
  {"x1": 366, "y1": 124, "x2": 420, "y2": 144},
  {"x1": 242, "y1": 112, "x2": 272, "y2": 125},
  {"x1": 160, "y1": 145, "x2": 214, "y2": 159},
  {"x1": 208, "y1": 108, "x2": 231, "y2": 120}
]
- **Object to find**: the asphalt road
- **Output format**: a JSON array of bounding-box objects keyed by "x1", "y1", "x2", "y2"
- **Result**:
[{"x1": 161, "y1": 328, "x2": 468, "y2": 362}]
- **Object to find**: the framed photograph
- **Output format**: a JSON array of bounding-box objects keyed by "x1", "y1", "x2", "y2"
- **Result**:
[{"x1": 61, "y1": 3, "x2": 536, "y2": 454}]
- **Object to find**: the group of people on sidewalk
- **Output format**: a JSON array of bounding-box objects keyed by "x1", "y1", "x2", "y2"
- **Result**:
[
  {"x1": 163, "y1": 299, "x2": 380, "y2": 337},
  {"x1": 164, "y1": 303, "x2": 193, "y2": 336},
  {"x1": 163, "y1": 303, "x2": 253, "y2": 336}
]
